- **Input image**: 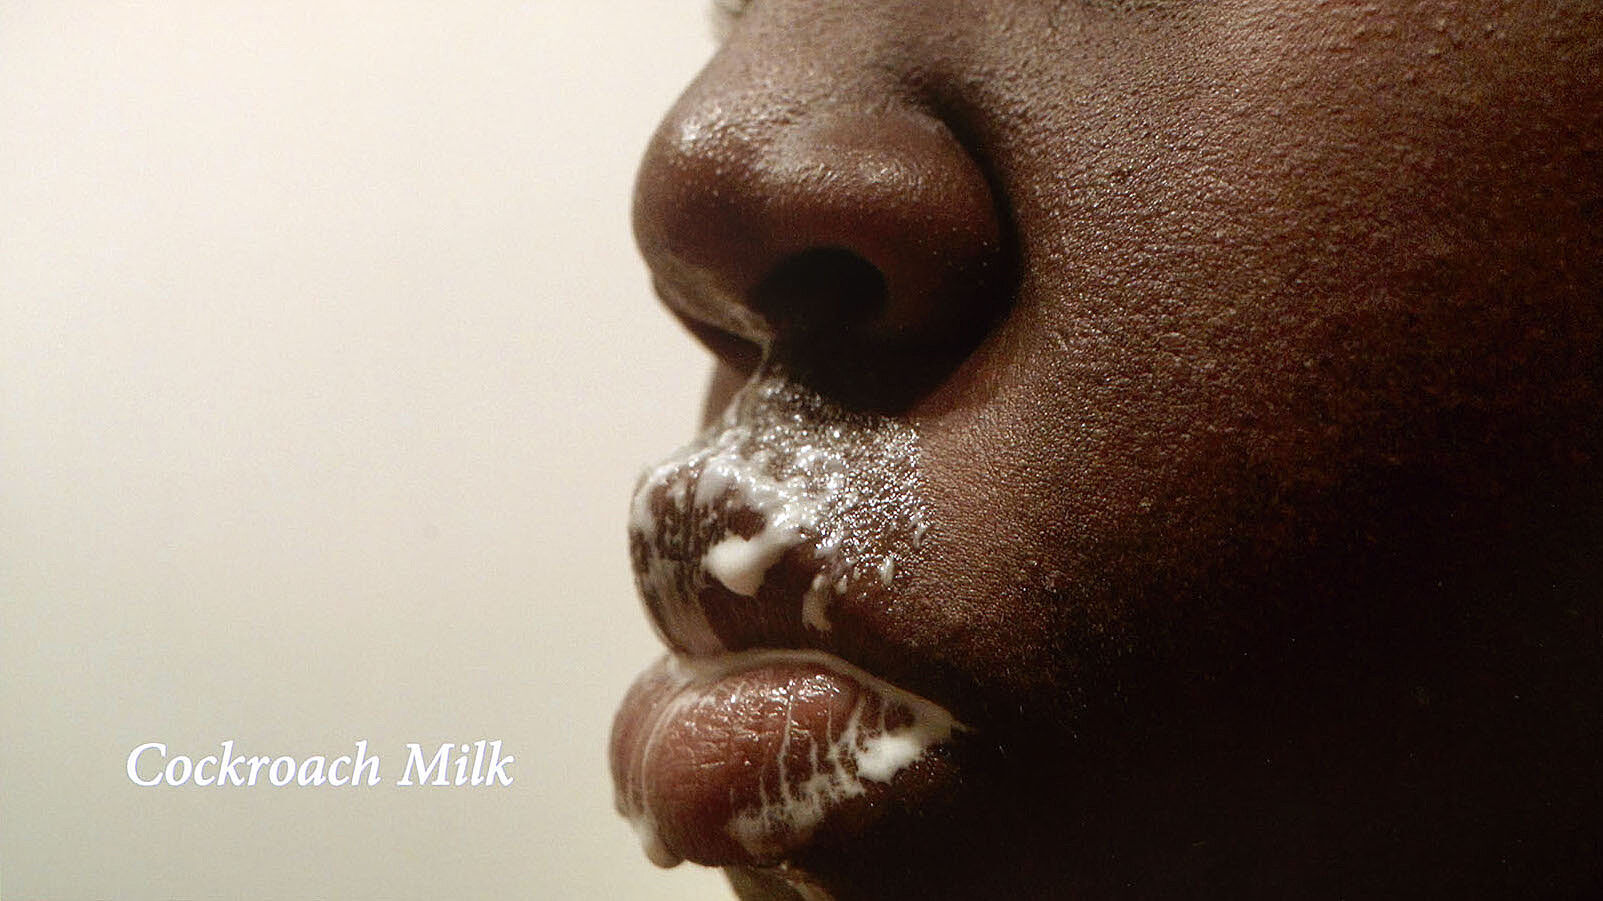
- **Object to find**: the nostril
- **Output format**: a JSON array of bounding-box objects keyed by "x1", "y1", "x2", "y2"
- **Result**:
[
  {"x1": 752, "y1": 248, "x2": 889, "y2": 338},
  {"x1": 753, "y1": 253, "x2": 983, "y2": 414}
]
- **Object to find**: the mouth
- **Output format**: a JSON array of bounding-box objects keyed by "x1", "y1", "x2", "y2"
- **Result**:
[{"x1": 610, "y1": 369, "x2": 969, "y2": 872}]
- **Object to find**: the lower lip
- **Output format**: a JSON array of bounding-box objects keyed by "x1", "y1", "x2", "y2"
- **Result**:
[{"x1": 610, "y1": 648, "x2": 964, "y2": 868}]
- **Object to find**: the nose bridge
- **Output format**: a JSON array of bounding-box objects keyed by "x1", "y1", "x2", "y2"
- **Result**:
[{"x1": 632, "y1": 25, "x2": 1007, "y2": 407}]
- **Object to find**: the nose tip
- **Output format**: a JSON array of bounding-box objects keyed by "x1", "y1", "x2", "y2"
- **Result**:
[{"x1": 633, "y1": 92, "x2": 1008, "y2": 409}]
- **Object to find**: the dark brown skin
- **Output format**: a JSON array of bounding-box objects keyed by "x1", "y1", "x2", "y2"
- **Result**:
[{"x1": 629, "y1": 1, "x2": 1602, "y2": 897}]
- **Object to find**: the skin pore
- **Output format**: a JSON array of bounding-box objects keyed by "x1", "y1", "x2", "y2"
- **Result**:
[{"x1": 621, "y1": 1, "x2": 1602, "y2": 897}]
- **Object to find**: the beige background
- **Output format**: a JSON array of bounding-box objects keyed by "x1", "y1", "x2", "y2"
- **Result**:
[{"x1": 0, "y1": 2, "x2": 731, "y2": 898}]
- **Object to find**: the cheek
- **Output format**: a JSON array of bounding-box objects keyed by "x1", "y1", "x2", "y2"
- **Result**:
[{"x1": 896, "y1": 3, "x2": 1602, "y2": 727}]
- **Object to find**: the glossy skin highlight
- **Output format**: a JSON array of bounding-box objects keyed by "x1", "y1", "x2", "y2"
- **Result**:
[{"x1": 621, "y1": 1, "x2": 1603, "y2": 897}]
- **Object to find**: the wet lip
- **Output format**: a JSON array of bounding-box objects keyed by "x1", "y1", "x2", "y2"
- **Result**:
[
  {"x1": 612, "y1": 373, "x2": 968, "y2": 870},
  {"x1": 611, "y1": 649, "x2": 964, "y2": 869},
  {"x1": 623, "y1": 372, "x2": 929, "y2": 658}
]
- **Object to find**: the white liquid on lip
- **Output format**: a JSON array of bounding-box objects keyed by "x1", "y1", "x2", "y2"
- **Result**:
[
  {"x1": 627, "y1": 375, "x2": 926, "y2": 652},
  {"x1": 619, "y1": 649, "x2": 963, "y2": 870},
  {"x1": 690, "y1": 649, "x2": 960, "y2": 861},
  {"x1": 691, "y1": 433, "x2": 828, "y2": 599},
  {"x1": 877, "y1": 556, "x2": 896, "y2": 587},
  {"x1": 630, "y1": 649, "x2": 961, "y2": 863},
  {"x1": 705, "y1": 520, "x2": 804, "y2": 596},
  {"x1": 801, "y1": 574, "x2": 833, "y2": 632}
]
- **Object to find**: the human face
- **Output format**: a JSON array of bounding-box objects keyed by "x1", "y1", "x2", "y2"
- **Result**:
[{"x1": 611, "y1": 1, "x2": 1602, "y2": 898}]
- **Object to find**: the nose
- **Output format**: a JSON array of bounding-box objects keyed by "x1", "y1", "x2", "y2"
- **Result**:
[{"x1": 632, "y1": 47, "x2": 1009, "y2": 411}]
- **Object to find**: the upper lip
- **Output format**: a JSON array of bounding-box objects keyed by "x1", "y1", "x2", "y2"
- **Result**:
[{"x1": 626, "y1": 369, "x2": 930, "y2": 672}]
